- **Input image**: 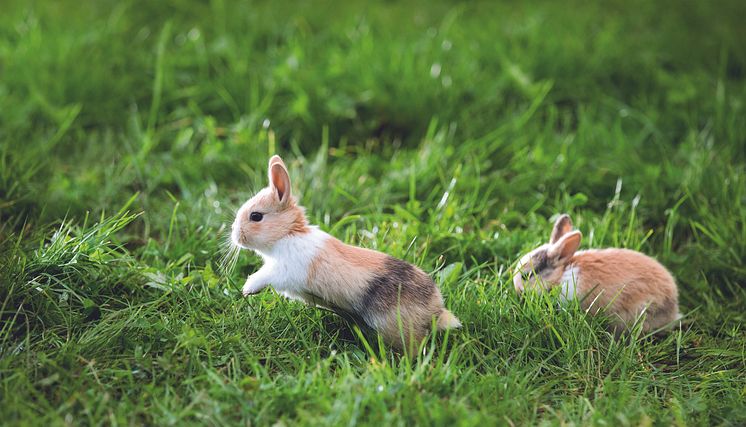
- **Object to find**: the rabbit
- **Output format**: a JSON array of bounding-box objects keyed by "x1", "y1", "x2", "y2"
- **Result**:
[
  {"x1": 512, "y1": 214, "x2": 680, "y2": 334},
  {"x1": 231, "y1": 155, "x2": 461, "y2": 350}
]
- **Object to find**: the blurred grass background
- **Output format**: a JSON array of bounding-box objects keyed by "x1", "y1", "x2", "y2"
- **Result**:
[{"x1": 1, "y1": 0, "x2": 745, "y2": 425}]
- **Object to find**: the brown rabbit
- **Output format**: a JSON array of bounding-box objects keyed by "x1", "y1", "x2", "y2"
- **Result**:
[
  {"x1": 513, "y1": 214, "x2": 680, "y2": 334},
  {"x1": 230, "y1": 155, "x2": 460, "y2": 350}
]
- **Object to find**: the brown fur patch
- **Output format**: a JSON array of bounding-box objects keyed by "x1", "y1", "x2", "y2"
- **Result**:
[
  {"x1": 571, "y1": 249, "x2": 679, "y2": 332},
  {"x1": 287, "y1": 203, "x2": 310, "y2": 235},
  {"x1": 327, "y1": 238, "x2": 387, "y2": 271},
  {"x1": 306, "y1": 238, "x2": 453, "y2": 350},
  {"x1": 305, "y1": 238, "x2": 385, "y2": 311}
]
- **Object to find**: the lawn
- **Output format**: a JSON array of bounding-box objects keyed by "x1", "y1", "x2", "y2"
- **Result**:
[{"x1": 1, "y1": 0, "x2": 745, "y2": 425}]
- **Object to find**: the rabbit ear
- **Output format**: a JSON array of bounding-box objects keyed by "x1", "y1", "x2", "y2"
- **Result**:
[
  {"x1": 268, "y1": 155, "x2": 285, "y2": 170},
  {"x1": 550, "y1": 230, "x2": 582, "y2": 261},
  {"x1": 550, "y1": 214, "x2": 573, "y2": 244},
  {"x1": 268, "y1": 156, "x2": 291, "y2": 203}
]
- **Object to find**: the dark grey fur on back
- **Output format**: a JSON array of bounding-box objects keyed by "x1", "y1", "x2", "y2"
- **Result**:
[{"x1": 358, "y1": 257, "x2": 435, "y2": 315}]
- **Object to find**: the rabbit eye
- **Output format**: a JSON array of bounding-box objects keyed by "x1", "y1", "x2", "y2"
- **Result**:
[{"x1": 249, "y1": 212, "x2": 264, "y2": 222}]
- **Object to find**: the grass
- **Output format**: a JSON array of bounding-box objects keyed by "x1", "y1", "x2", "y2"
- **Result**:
[{"x1": 1, "y1": 0, "x2": 745, "y2": 424}]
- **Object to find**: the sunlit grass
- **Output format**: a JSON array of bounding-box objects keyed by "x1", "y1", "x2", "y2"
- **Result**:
[{"x1": 0, "y1": 0, "x2": 744, "y2": 425}]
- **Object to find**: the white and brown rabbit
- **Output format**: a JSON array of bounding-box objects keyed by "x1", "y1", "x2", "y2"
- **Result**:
[
  {"x1": 231, "y1": 155, "x2": 461, "y2": 349},
  {"x1": 513, "y1": 214, "x2": 680, "y2": 334}
]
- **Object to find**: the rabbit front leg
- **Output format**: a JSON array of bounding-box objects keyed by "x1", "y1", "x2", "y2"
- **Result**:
[{"x1": 242, "y1": 266, "x2": 273, "y2": 296}]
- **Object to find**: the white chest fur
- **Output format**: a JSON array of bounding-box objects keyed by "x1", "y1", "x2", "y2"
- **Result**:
[
  {"x1": 559, "y1": 266, "x2": 580, "y2": 303},
  {"x1": 256, "y1": 227, "x2": 329, "y2": 292}
]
